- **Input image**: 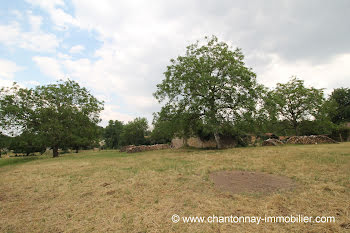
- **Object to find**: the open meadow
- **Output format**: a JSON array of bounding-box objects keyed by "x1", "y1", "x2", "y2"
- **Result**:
[{"x1": 0, "y1": 143, "x2": 349, "y2": 232}]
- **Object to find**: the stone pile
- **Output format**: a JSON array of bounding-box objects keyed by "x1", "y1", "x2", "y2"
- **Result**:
[
  {"x1": 286, "y1": 135, "x2": 336, "y2": 144},
  {"x1": 262, "y1": 139, "x2": 284, "y2": 146},
  {"x1": 120, "y1": 144, "x2": 171, "y2": 153},
  {"x1": 119, "y1": 145, "x2": 135, "y2": 152}
]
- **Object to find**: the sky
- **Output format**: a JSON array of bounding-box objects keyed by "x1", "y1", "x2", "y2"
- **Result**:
[{"x1": 0, "y1": 0, "x2": 349, "y2": 126}]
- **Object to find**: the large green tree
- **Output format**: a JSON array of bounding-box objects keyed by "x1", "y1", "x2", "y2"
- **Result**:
[
  {"x1": 0, "y1": 80, "x2": 104, "y2": 157},
  {"x1": 154, "y1": 36, "x2": 262, "y2": 148},
  {"x1": 270, "y1": 77, "x2": 325, "y2": 135}
]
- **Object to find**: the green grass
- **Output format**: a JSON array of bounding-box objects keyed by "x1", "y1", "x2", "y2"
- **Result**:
[{"x1": 0, "y1": 155, "x2": 43, "y2": 168}]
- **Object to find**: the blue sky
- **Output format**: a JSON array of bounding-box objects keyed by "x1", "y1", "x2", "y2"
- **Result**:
[{"x1": 1, "y1": 0, "x2": 350, "y2": 126}]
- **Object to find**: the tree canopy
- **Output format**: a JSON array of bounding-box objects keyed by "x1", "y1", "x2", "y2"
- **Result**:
[
  {"x1": 269, "y1": 77, "x2": 325, "y2": 135},
  {"x1": 328, "y1": 88, "x2": 350, "y2": 124},
  {"x1": 0, "y1": 80, "x2": 104, "y2": 157},
  {"x1": 104, "y1": 120, "x2": 124, "y2": 149},
  {"x1": 0, "y1": 133, "x2": 11, "y2": 157},
  {"x1": 119, "y1": 117, "x2": 149, "y2": 146},
  {"x1": 154, "y1": 36, "x2": 262, "y2": 148}
]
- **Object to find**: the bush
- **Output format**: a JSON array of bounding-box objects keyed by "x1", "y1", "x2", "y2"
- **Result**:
[{"x1": 330, "y1": 124, "x2": 350, "y2": 142}]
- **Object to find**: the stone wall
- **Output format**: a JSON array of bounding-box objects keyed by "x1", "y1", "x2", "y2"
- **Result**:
[
  {"x1": 171, "y1": 136, "x2": 237, "y2": 149},
  {"x1": 120, "y1": 144, "x2": 171, "y2": 153},
  {"x1": 188, "y1": 137, "x2": 217, "y2": 148},
  {"x1": 171, "y1": 137, "x2": 217, "y2": 149},
  {"x1": 171, "y1": 138, "x2": 186, "y2": 149}
]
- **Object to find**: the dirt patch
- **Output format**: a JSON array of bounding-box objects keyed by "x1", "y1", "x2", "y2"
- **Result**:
[
  {"x1": 340, "y1": 223, "x2": 350, "y2": 229},
  {"x1": 80, "y1": 192, "x2": 93, "y2": 198},
  {"x1": 210, "y1": 171, "x2": 296, "y2": 194},
  {"x1": 101, "y1": 182, "x2": 110, "y2": 187},
  {"x1": 106, "y1": 190, "x2": 116, "y2": 195}
]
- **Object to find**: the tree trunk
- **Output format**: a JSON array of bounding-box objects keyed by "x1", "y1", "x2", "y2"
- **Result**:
[
  {"x1": 214, "y1": 131, "x2": 222, "y2": 149},
  {"x1": 183, "y1": 137, "x2": 188, "y2": 147},
  {"x1": 75, "y1": 148, "x2": 79, "y2": 153},
  {"x1": 53, "y1": 146, "x2": 59, "y2": 158},
  {"x1": 292, "y1": 121, "x2": 299, "y2": 136},
  {"x1": 339, "y1": 133, "x2": 343, "y2": 142}
]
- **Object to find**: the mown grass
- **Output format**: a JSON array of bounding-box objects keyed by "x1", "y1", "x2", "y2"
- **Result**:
[
  {"x1": 0, "y1": 143, "x2": 349, "y2": 232},
  {"x1": 0, "y1": 156, "x2": 43, "y2": 168}
]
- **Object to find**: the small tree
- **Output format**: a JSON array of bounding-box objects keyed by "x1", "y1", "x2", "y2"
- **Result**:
[
  {"x1": 270, "y1": 77, "x2": 325, "y2": 135},
  {"x1": 120, "y1": 117, "x2": 148, "y2": 146},
  {"x1": 328, "y1": 88, "x2": 350, "y2": 124},
  {"x1": 0, "y1": 80, "x2": 104, "y2": 157},
  {"x1": 152, "y1": 105, "x2": 199, "y2": 146},
  {"x1": 104, "y1": 120, "x2": 124, "y2": 149},
  {"x1": 154, "y1": 36, "x2": 262, "y2": 148}
]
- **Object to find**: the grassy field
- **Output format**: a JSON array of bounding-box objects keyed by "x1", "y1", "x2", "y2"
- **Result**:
[{"x1": 0, "y1": 143, "x2": 349, "y2": 232}]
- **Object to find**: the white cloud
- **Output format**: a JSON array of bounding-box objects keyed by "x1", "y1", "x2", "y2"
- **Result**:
[
  {"x1": 0, "y1": 59, "x2": 24, "y2": 79},
  {"x1": 11, "y1": 10, "x2": 23, "y2": 19},
  {"x1": 69, "y1": 45, "x2": 85, "y2": 54},
  {"x1": 0, "y1": 59, "x2": 23, "y2": 88},
  {"x1": 25, "y1": 0, "x2": 65, "y2": 9},
  {"x1": 32, "y1": 56, "x2": 64, "y2": 79},
  {"x1": 253, "y1": 53, "x2": 350, "y2": 94},
  {"x1": 57, "y1": 52, "x2": 72, "y2": 59},
  {"x1": 100, "y1": 104, "x2": 135, "y2": 126},
  {"x1": 28, "y1": 11, "x2": 43, "y2": 31},
  {"x1": 23, "y1": 80, "x2": 41, "y2": 86},
  {"x1": 0, "y1": 79, "x2": 15, "y2": 88},
  {"x1": 124, "y1": 96, "x2": 159, "y2": 113},
  {"x1": 0, "y1": 20, "x2": 59, "y2": 52},
  {"x1": 26, "y1": 0, "x2": 79, "y2": 30}
]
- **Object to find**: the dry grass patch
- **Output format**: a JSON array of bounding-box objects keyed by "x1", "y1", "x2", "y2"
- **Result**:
[{"x1": 0, "y1": 143, "x2": 349, "y2": 232}]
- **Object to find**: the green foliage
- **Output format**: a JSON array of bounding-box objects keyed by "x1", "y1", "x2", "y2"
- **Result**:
[
  {"x1": 8, "y1": 131, "x2": 46, "y2": 156},
  {"x1": 0, "y1": 133, "x2": 11, "y2": 157},
  {"x1": 151, "y1": 114, "x2": 174, "y2": 144},
  {"x1": 154, "y1": 35, "x2": 262, "y2": 147},
  {"x1": 328, "y1": 88, "x2": 350, "y2": 124},
  {"x1": 104, "y1": 120, "x2": 124, "y2": 149},
  {"x1": 0, "y1": 80, "x2": 104, "y2": 157},
  {"x1": 298, "y1": 120, "x2": 335, "y2": 136},
  {"x1": 268, "y1": 77, "x2": 326, "y2": 135},
  {"x1": 0, "y1": 156, "x2": 41, "y2": 168},
  {"x1": 120, "y1": 117, "x2": 148, "y2": 146},
  {"x1": 151, "y1": 105, "x2": 199, "y2": 144},
  {"x1": 330, "y1": 124, "x2": 350, "y2": 142}
]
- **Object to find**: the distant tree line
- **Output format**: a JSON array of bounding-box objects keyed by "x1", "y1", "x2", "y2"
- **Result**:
[{"x1": 102, "y1": 117, "x2": 150, "y2": 149}]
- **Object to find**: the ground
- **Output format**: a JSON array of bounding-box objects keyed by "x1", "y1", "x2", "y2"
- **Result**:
[
  {"x1": 210, "y1": 170, "x2": 296, "y2": 194},
  {"x1": 0, "y1": 143, "x2": 349, "y2": 232}
]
